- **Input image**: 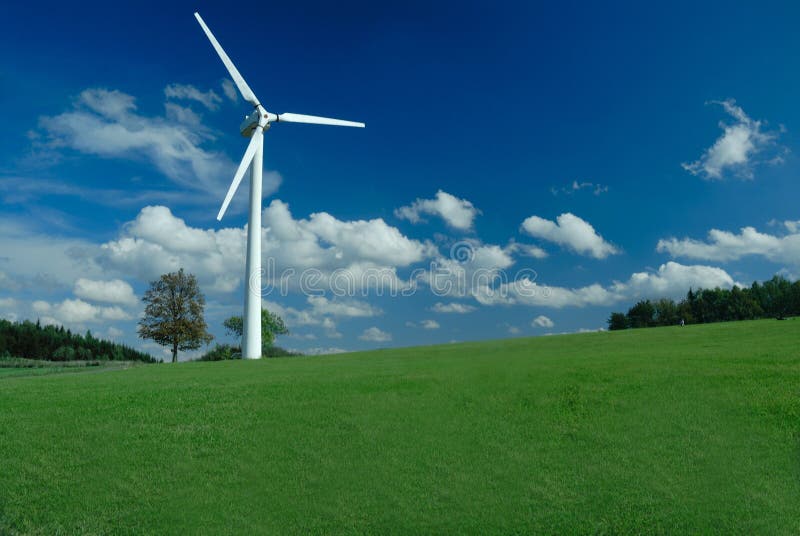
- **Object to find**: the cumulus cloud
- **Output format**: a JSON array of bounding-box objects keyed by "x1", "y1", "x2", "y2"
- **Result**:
[
  {"x1": 298, "y1": 204, "x2": 430, "y2": 267},
  {"x1": 431, "y1": 302, "x2": 476, "y2": 314},
  {"x1": 32, "y1": 298, "x2": 132, "y2": 325},
  {"x1": 74, "y1": 278, "x2": 137, "y2": 306},
  {"x1": 395, "y1": 190, "x2": 480, "y2": 230},
  {"x1": 682, "y1": 99, "x2": 785, "y2": 180},
  {"x1": 532, "y1": 315, "x2": 554, "y2": 328},
  {"x1": 96, "y1": 202, "x2": 429, "y2": 296},
  {"x1": 99, "y1": 205, "x2": 245, "y2": 292},
  {"x1": 420, "y1": 240, "x2": 518, "y2": 300},
  {"x1": 262, "y1": 297, "x2": 375, "y2": 340},
  {"x1": 521, "y1": 213, "x2": 619, "y2": 259},
  {"x1": 657, "y1": 224, "x2": 800, "y2": 265},
  {"x1": 359, "y1": 327, "x2": 392, "y2": 342},
  {"x1": 164, "y1": 83, "x2": 222, "y2": 110},
  {"x1": 475, "y1": 262, "x2": 736, "y2": 309}
]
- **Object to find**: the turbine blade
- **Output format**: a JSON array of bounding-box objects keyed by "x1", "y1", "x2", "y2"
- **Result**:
[
  {"x1": 194, "y1": 12, "x2": 260, "y2": 107},
  {"x1": 277, "y1": 113, "x2": 365, "y2": 128},
  {"x1": 217, "y1": 129, "x2": 262, "y2": 221}
]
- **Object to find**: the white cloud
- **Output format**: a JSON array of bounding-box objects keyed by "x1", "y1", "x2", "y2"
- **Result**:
[
  {"x1": 321, "y1": 318, "x2": 343, "y2": 339},
  {"x1": 657, "y1": 225, "x2": 800, "y2": 265},
  {"x1": 420, "y1": 240, "x2": 519, "y2": 301},
  {"x1": 301, "y1": 347, "x2": 348, "y2": 355},
  {"x1": 221, "y1": 79, "x2": 238, "y2": 102},
  {"x1": 288, "y1": 333, "x2": 317, "y2": 340},
  {"x1": 164, "y1": 102, "x2": 203, "y2": 128},
  {"x1": 507, "y1": 242, "x2": 549, "y2": 259},
  {"x1": 97, "y1": 203, "x2": 428, "y2": 297},
  {"x1": 0, "y1": 175, "x2": 218, "y2": 210},
  {"x1": 99, "y1": 205, "x2": 244, "y2": 292},
  {"x1": 358, "y1": 327, "x2": 392, "y2": 342},
  {"x1": 395, "y1": 190, "x2": 480, "y2": 230},
  {"x1": 406, "y1": 319, "x2": 440, "y2": 329},
  {"x1": 431, "y1": 302, "x2": 476, "y2": 314},
  {"x1": 307, "y1": 296, "x2": 381, "y2": 318},
  {"x1": 682, "y1": 99, "x2": 785, "y2": 180},
  {"x1": 783, "y1": 220, "x2": 800, "y2": 233},
  {"x1": 74, "y1": 278, "x2": 137, "y2": 306},
  {"x1": 41, "y1": 88, "x2": 282, "y2": 204},
  {"x1": 164, "y1": 83, "x2": 222, "y2": 110},
  {"x1": 551, "y1": 180, "x2": 609, "y2": 196},
  {"x1": 0, "y1": 271, "x2": 20, "y2": 291},
  {"x1": 521, "y1": 213, "x2": 619, "y2": 259},
  {"x1": 299, "y1": 204, "x2": 430, "y2": 267},
  {"x1": 617, "y1": 262, "x2": 736, "y2": 296},
  {"x1": 0, "y1": 298, "x2": 17, "y2": 321},
  {"x1": 32, "y1": 298, "x2": 133, "y2": 325},
  {"x1": 475, "y1": 262, "x2": 736, "y2": 309},
  {"x1": 507, "y1": 326, "x2": 521, "y2": 335},
  {"x1": 0, "y1": 217, "x2": 104, "y2": 290},
  {"x1": 532, "y1": 315, "x2": 554, "y2": 328},
  {"x1": 262, "y1": 297, "x2": 369, "y2": 339},
  {"x1": 105, "y1": 326, "x2": 124, "y2": 339}
]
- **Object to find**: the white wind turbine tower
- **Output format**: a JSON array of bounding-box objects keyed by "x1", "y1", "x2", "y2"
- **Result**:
[{"x1": 194, "y1": 12, "x2": 365, "y2": 359}]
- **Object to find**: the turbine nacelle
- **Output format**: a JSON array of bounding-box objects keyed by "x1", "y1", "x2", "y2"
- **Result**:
[{"x1": 240, "y1": 108, "x2": 270, "y2": 137}]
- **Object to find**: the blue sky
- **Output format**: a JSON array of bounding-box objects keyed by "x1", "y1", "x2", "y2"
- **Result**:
[{"x1": 2, "y1": 1, "x2": 799, "y2": 358}]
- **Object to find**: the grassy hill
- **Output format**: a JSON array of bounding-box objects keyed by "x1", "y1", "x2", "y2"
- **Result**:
[{"x1": 1, "y1": 319, "x2": 798, "y2": 534}]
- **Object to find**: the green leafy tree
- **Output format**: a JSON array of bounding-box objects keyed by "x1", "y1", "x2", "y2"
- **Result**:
[
  {"x1": 607, "y1": 312, "x2": 629, "y2": 331},
  {"x1": 138, "y1": 269, "x2": 213, "y2": 363},
  {"x1": 224, "y1": 308, "x2": 289, "y2": 356},
  {"x1": 653, "y1": 298, "x2": 679, "y2": 326},
  {"x1": 223, "y1": 316, "x2": 243, "y2": 339},
  {"x1": 627, "y1": 300, "x2": 656, "y2": 328}
]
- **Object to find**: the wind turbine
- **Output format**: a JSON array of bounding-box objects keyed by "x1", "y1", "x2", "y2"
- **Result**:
[{"x1": 194, "y1": 12, "x2": 365, "y2": 359}]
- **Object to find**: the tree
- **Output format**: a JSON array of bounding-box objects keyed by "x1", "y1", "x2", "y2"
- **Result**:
[
  {"x1": 627, "y1": 300, "x2": 655, "y2": 328},
  {"x1": 224, "y1": 308, "x2": 289, "y2": 356},
  {"x1": 653, "y1": 298, "x2": 679, "y2": 326},
  {"x1": 138, "y1": 269, "x2": 213, "y2": 363},
  {"x1": 607, "y1": 312, "x2": 629, "y2": 331},
  {"x1": 223, "y1": 316, "x2": 243, "y2": 339}
]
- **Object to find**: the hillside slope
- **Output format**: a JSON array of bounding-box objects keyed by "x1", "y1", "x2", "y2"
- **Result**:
[{"x1": 1, "y1": 320, "x2": 798, "y2": 534}]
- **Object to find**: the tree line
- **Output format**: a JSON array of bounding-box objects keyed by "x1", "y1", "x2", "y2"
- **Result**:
[
  {"x1": 608, "y1": 275, "x2": 800, "y2": 330},
  {"x1": 0, "y1": 319, "x2": 156, "y2": 362}
]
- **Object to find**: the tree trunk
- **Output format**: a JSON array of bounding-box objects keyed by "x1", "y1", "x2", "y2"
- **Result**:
[{"x1": 172, "y1": 342, "x2": 178, "y2": 363}]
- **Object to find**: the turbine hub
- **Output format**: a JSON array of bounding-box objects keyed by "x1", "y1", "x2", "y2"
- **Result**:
[{"x1": 240, "y1": 108, "x2": 270, "y2": 137}]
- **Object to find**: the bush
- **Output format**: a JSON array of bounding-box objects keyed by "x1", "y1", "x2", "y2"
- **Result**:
[
  {"x1": 262, "y1": 346, "x2": 302, "y2": 358},
  {"x1": 200, "y1": 344, "x2": 241, "y2": 361},
  {"x1": 53, "y1": 345, "x2": 76, "y2": 361}
]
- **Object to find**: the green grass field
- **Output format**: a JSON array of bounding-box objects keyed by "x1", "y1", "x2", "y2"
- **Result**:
[{"x1": 1, "y1": 319, "x2": 798, "y2": 534}]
